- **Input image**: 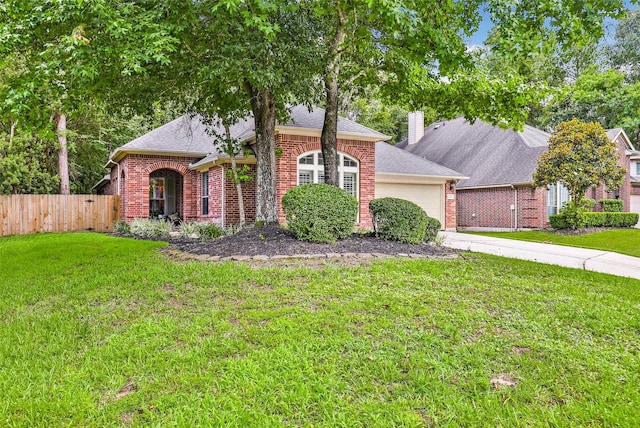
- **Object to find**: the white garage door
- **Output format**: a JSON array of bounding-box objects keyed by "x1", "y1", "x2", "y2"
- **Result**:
[
  {"x1": 375, "y1": 183, "x2": 444, "y2": 228},
  {"x1": 630, "y1": 195, "x2": 640, "y2": 228}
]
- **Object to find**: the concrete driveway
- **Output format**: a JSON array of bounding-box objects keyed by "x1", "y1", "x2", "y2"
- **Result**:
[{"x1": 440, "y1": 232, "x2": 640, "y2": 281}]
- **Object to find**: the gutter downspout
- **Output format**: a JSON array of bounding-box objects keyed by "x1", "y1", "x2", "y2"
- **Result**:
[{"x1": 511, "y1": 184, "x2": 518, "y2": 230}]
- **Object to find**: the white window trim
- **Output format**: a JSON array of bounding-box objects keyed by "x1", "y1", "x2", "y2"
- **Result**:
[
  {"x1": 546, "y1": 182, "x2": 570, "y2": 219},
  {"x1": 296, "y1": 150, "x2": 359, "y2": 198}
]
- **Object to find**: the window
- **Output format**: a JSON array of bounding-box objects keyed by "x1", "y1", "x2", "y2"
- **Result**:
[
  {"x1": 297, "y1": 151, "x2": 359, "y2": 198},
  {"x1": 201, "y1": 172, "x2": 209, "y2": 215},
  {"x1": 546, "y1": 182, "x2": 570, "y2": 218},
  {"x1": 635, "y1": 161, "x2": 640, "y2": 176},
  {"x1": 149, "y1": 178, "x2": 165, "y2": 217}
]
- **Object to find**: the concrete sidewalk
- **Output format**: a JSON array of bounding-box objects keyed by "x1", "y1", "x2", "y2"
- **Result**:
[{"x1": 440, "y1": 232, "x2": 640, "y2": 281}]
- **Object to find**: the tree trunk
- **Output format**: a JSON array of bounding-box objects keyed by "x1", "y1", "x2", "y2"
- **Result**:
[
  {"x1": 321, "y1": 74, "x2": 340, "y2": 187},
  {"x1": 321, "y1": 8, "x2": 346, "y2": 187},
  {"x1": 56, "y1": 110, "x2": 70, "y2": 195},
  {"x1": 245, "y1": 82, "x2": 278, "y2": 224},
  {"x1": 230, "y1": 155, "x2": 246, "y2": 227},
  {"x1": 225, "y1": 123, "x2": 246, "y2": 227}
]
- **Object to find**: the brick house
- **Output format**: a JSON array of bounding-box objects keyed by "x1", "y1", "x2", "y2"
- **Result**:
[
  {"x1": 397, "y1": 115, "x2": 639, "y2": 230},
  {"x1": 97, "y1": 106, "x2": 465, "y2": 229}
]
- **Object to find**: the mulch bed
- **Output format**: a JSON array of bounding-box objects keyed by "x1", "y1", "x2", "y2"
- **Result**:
[{"x1": 137, "y1": 224, "x2": 455, "y2": 258}]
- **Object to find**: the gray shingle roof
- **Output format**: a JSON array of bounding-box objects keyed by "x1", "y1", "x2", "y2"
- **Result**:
[
  {"x1": 116, "y1": 115, "x2": 253, "y2": 157},
  {"x1": 376, "y1": 142, "x2": 466, "y2": 179},
  {"x1": 396, "y1": 117, "x2": 551, "y2": 188},
  {"x1": 112, "y1": 106, "x2": 389, "y2": 162},
  {"x1": 284, "y1": 105, "x2": 389, "y2": 138}
]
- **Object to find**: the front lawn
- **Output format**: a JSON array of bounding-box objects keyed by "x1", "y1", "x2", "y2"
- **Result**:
[
  {"x1": 1, "y1": 233, "x2": 639, "y2": 426},
  {"x1": 466, "y1": 229, "x2": 640, "y2": 258}
]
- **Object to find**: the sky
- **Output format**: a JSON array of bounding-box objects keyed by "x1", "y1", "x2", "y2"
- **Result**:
[{"x1": 466, "y1": 2, "x2": 638, "y2": 47}]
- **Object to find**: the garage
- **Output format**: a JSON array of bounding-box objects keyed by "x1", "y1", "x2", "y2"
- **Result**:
[
  {"x1": 630, "y1": 194, "x2": 640, "y2": 228},
  {"x1": 374, "y1": 142, "x2": 467, "y2": 230},
  {"x1": 375, "y1": 182, "x2": 444, "y2": 226}
]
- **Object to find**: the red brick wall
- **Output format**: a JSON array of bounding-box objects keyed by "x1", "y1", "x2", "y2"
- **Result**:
[
  {"x1": 444, "y1": 181, "x2": 457, "y2": 230},
  {"x1": 113, "y1": 154, "x2": 200, "y2": 222},
  {"x1": 457, "y1": 185, "x2": 547, "y2": 229},
  {"x1": 224, "y1": 163, "x2": 257, "y2": 225},
  {"x1": 276, "y1": 134, "x2": 376, "y2": 228}
]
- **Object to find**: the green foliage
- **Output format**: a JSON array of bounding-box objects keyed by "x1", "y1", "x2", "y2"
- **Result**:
[
  {"x1": 0, "y1": 133, "x2": 59, "y2": 194},
  {"x1": 533, "y1": 119, "x2": 625, "y2": 217},
  {"x1": 539, "y1": 67, "x2": 640, "y2": 145},
  {"x1": 424, "y1": 216, "x2": 442, "y2": 243},
  {"x1": 598, "y1": 199, "x2": 624, "y2": 212},
  {"x1": 369, "y1": 198, "x2": 429, "y2": 244},
  {"x1": 196, "y1": 222, "x2": 225, "y2": 241},
  {"x1": 129, "y1": 218, "x2": 171, "y2": 238},
  {"x1": 581, "y1": 212, "x2": 639, "y2": 228},
  {"x1": 549, "y1": 214, "x2": 570, "y2": 230},
  {"x1": 549, "y1": 212, "x2": 638, "y2": 229},
  {"x1": 113, "y1": 220, "x2": 130, "y2": 234},
  {"x1": 225, "y1": 164, "x2": 254, "y2": 184},
  {"x1": 607, "y1": 9, "x2": 640, "y2": 83},
  {"x1": 347, "y1": 97, "x2": 413, "y2": 145},
  {"x1": 282, "y1": 184, "x2": 358, "y2": 243}
]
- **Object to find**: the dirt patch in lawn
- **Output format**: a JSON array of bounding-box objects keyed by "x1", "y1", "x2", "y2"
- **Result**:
[{"x1": 142, "y1": 224, "x2": 455, "y2": 259}]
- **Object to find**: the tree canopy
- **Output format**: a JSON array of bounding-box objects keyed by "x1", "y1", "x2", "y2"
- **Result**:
[{"x1": 533, "y1": 119, "x2": 625, "y2": 204}]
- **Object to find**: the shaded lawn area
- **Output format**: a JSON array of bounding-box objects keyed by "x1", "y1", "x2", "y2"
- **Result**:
[
  {"x1": 1, "y1": 233, "x2": 639, "y2": 427},
  {"x1": 465, "y1": 229, "x2": 640, "y2": 258}
]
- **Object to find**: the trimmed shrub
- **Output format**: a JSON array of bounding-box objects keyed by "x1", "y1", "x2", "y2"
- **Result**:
[
  {"x1": 129, "y1": 218, "x2": 171, "y2": 237},
  {"x1": 598, "y1": 199, "x2": 623, "y2": 212},
  {"x1": 549, "y1": 214, "x2": 569, "y2": 229},
  {"x1": 549, "y1": 212, "x2": 638, "y2": 229},
  {"x1": 424, "y1": 216, "x2": 442, "y2": 243},
  {"x1": 581, "y1": 212, "x2": 639, "y2": 228},
  {"x1": 369, "y1": 197, "x2": 428, "y2": 244},
  {"x1": 580, "y1": 198, "x2": 596, "y2": 211},
  {"x1": 282, "y1": 183, "x2": 358, "y2": 243}
]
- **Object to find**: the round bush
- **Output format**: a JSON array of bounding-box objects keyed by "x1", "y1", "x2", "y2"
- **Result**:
[
  {"x1": 369, "y1": 197, "x2": 428, "y2": 244},
  {"x1": 424, "y1": 216, "x2": 442, "y2": 242},
  {"x1": 281, "y1": 183, "x2": 358, "y2": 243}
]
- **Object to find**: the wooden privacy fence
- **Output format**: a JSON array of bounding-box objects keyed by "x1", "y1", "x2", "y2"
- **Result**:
[{"x1": 0, "y1": 195, "x2": 120, "y2": 237}]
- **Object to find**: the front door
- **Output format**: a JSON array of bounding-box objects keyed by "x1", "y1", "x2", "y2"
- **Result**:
[{"x1": 149, "y1": 177, "x2": 176, "y2": 218}]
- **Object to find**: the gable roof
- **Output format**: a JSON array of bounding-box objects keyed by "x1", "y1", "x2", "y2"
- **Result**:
[
  {"x1": 108, "y1": 106, "x2": 389, "y2": 164},
  {"x1": 397, "y1": 117, "x2": 552, "y2": 188},
  {"x1": 375, "y1": 142, "x2": 467, "y2": 180}
]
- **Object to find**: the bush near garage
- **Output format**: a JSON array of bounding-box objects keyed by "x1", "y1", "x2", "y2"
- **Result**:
[{"x1": 369, "y1": 197, "x2": 429, "y2": 244}]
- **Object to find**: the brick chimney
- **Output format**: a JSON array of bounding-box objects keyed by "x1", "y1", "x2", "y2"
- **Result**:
[{"x1": 408, "y1": 111, "x2": 424, "y2": 145}]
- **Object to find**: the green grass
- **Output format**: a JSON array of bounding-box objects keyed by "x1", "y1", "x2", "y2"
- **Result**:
[
  {"x1": 465, "y1": 229, "x2": 640, "y2": 258},
  {"x1": 1, "y1": 233, "x2": 639, "y2": 427}
]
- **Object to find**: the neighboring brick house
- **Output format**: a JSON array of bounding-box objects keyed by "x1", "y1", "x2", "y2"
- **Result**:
[
  {"x1": 397, "y1": 115, "x2": 639, "y2": 230},
  {"x1": 96, "y1": 106, "x2": 465, "y2": 229}
]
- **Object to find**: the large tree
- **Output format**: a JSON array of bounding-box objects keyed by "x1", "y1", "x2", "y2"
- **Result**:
[
  {"x1": 173, "y1": 0, "x2": 321, "y2": 223},
  {"x1": 538, "y1": 67, "x2": 640, "y2": 145},
  {"x1": 312, "y1": 0, "x2": 630, "y2": 187},
  {"x1": 0, "y1": 1, "x2": 184, "y2": 194},
  {"x1": 608, "y1": 8, "x2": 640, "y2": 83},
  {"x1": 533, "y1": 119, "x2": 625, "y2": 208}
]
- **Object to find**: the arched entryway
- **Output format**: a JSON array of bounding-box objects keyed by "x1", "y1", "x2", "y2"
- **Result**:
[{"x1": 148, "y1": 168, "x2": 184, "y2": 219}]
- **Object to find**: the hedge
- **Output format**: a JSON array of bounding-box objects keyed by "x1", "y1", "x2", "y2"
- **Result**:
[
  {"x1": 369, "y1": 197, "x2": 429, "y2": 244},
  {"x1": 550, "y1": 212, "x2": 638, "y2": 229},
  {"x1": 598, "y1": 199, "x2": 624, "y2": 212},
  {"x1": 281, "y1": 183, "x2": 358, "y2": 243}
]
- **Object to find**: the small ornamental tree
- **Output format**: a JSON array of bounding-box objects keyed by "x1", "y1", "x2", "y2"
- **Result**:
[{"x1": 533, "y1": 119, "x2": 625, "y2": 227}]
